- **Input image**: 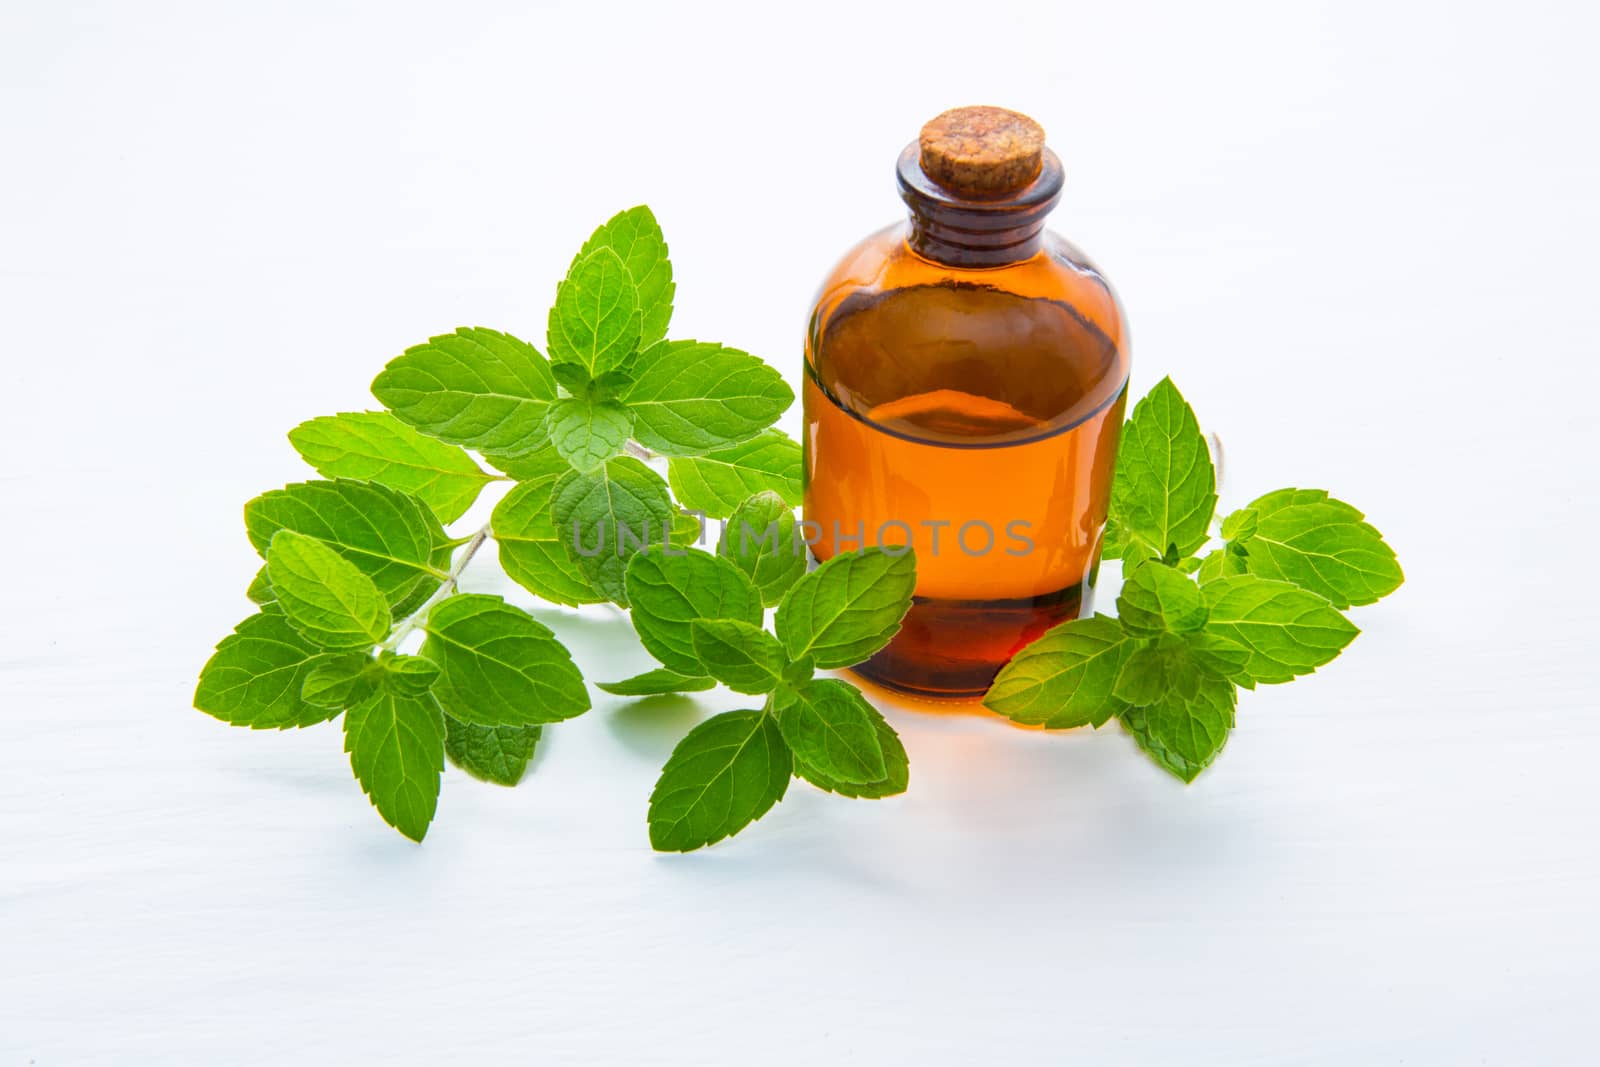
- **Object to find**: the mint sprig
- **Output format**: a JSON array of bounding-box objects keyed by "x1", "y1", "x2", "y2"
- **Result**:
[
  {"x1": 984, "y1": 377, "x2": 1403, "y2": 782},
  {"x1": 196, "y1": 205, "x2": 811, "y2": 843},
  {"x1": 615, "y1": 543, "x2": 917, "y2": 852}
]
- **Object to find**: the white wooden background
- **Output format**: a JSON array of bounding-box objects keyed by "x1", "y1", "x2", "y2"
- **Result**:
[{"x1": 3, "y1": 1, "x2": 1595, "y2": 1063}]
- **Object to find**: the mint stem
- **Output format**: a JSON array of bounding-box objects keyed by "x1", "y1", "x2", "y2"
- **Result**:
[
  {"x1": 382, "y1": 523, "x2": 491, "y2": 651},
  {"x1": 624, "y1": 439, "x2": 656, "y2": 461}
]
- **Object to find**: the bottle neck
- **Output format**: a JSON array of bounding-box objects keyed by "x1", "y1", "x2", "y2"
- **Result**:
[{"x1": 896, "y1": 143, "x2": 1065, "y2": 268}]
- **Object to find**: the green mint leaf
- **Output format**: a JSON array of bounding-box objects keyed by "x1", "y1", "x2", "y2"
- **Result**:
[
  {"x1": 648, "y1": 709, "x2": 791, "y2": 852},
  {"x1": 669, "y1": 508, "x2": 705, "y2": 549},
  {"x1": 623, "y1": 340, "x2": 793, "y2": 457},
  {"x1": 1121, "y1": 673, "x2": 1237, "y2": 783},
  {"x1": 195, "y1": 607, "x2": 343, "y2": 729},
  {"x1": 592, "y1": 372, "x2": 636, "y2": 403},
  {"x1": 419, "y1": 593, "x2": 590, "y2": 727},
  {"x1": 774, "y1": 547, "x2": 917, "y2": 670},
  {"x1": 490, "y1": 467, "x2": 604, "y2": 608},
  {"x1": 376, "y1": 652, "x2": 440, "y2": 696},
  {"x1": 781, "y1": 655, "x2": 815, "y2": 689},
  {"x1": 301, "y1": 654, "x2": 377, "y2": 709},
  {"x1": 371, "y1": 327, "x2": 557, "y2": 456},
  {"x1": 983, "y1": 614, "x2": 1133, "y2": 729},
  {"x1": 550, "y1": 362, "x2": 594, "y2": 395},
  {"x1": 1183, "y1": 630, "x2": 1253, "y2": 681},
  {"x1": 244, "y1": 479, "x2": 450, "y2": 616},
  {"x1": 287, "y1": 411, "x2": 495, "y2": 524},
  {"x1": 551, "y1": 456, "x2": 675, "y2": 605},
  {"x1": 1111, "y1": 635, "x2": 1207, "y2": 706},
  {"x1": 481, "y1": 446, "x2": 571, "y2": 483},
  {"x1": 623, "y1": 547, "x2": 763, "y2": 676},
  {"x1": 666, "y1": 428, "x2": 803, "y2": 518},
  {"x1": 792, "y1": 691, "x2": 909, "y2": 799},
  {"x1": 775, "y1": 678, "x2": 887, "y2": 785},
  {"x1": 266, "y1": 530, "x2": 391, "y2": 650},
  {"x1": 1220, "y1": 507, "x2": 1258, "y2": 542},
  {"x1": 717, "y1": 490, "x2": 806, "y2": 607},
  {"x1": 543, "y1": 395, "x2": 634, "y2": 472},
  {"x1": 343, "y1": 689, "x2": 446, "y2": 841},
  {"x1": 1116, "y1": 561, "x2": 1208, "y2": 636},
  {"x1": 444, "y1": 718, "x2": 540, "y2": 787},
  {"x1": 575, "y1": 205, "x2": 674, "y2": 347},
  {"x1": 1196, "y1": 546, "x2": 1247, "y2": 583},
  {"x1": 1201, "y1": 574, "x2": 1359, "y2": 687},
  {"x1": 1109, "y1": 377, "x2": 1217, "y2": 560},
  {"x1": 246, "y1": 566, "x2": 274, "y2": 605},
  {"x1": 596, "y1": 669, "x2": 717, "y2": 697},
  {"x1": 1102, "y1": 515, "x2": 1128, "y2": 558},
  {"x1": 688, "y1": 618, "x2": 785, "y2": 695},
  {"x1": 547, "y1": 246, "x2": 641, "y2": 377},
  {"x1": 1225, "y1": 488, "x2": 1404, "y2": 609}
]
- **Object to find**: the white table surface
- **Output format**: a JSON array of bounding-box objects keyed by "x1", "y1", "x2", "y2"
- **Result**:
[{"x1": 4, "y1": 2, "x2": 1596, "y2": 1063}]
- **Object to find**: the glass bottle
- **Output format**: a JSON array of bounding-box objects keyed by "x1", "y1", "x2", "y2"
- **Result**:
[{"x1": 803, "y1": 106, "x2": 1130, "y2": 699}]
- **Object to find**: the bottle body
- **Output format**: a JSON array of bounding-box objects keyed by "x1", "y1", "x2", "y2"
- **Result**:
[{"x1": 803, "y1": 210, "x2": 1129, "y2": 698}]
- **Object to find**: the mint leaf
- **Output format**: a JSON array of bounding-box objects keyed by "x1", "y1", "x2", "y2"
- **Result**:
[
  {"x1": 266, "y1": 530, "x2": 391, "y2": 650},
  {"x1": 1220, "y1": 507, "x2": 1258, "y2": 542},
  {"x1": 774, "y1": 547, "x2": 916, "y2": 670},
  {"x1": 548, "y1": 246, "x2": 641, "y2": 377},
  {"x1": 1121, "y1": 673, "x2": 1237, "y2": 783},
  {"x1": 781, "y1": 655, "x2": 815, "y2": 689},
  {"x1": 1196, "y1": 546, "x2": 1247, "y2": 583},
  {"x1": 491, "y1": 471, "x2": 604, "y2": 608},
  {"x1": 1116, "y1": 561, "x2": 1208, "y2": 635},
  {"x1": 550, "y1": 456, "x2": 675, "y2": 604},
  {"x1": 624, "y1": 548, "x2": 763, "y2": 676},
  {"x1": 623, "y1": 341, "x2": 793, "y2": 456},
  {"x1": 444, "y1": 718, "x2": 540, "y2": 787},
  {"x1": 551, "y1": 362, "x2": 591, "y2": 394},
  {"x1": 1201, "y1": 574, "x2": 1359, "y2": 687},
  {"x1": 689, "y1": 618, "x2": 785, "y2": 694},
  {"x1": 305, "y1": 651, "x2": 436, "y2": 707},
  {"x1": 983, "y1": 614, "x2": 1133, "y2": 729},
  {"x1": 288, "y1": 411, "x2": 495, "y2": 524},
  {"x1": 597, "y1": 669, "x2": 717, "y2": 697},
  {"x1": 1109, "y1": 377, "x2": 1216, "y2": 560},
  {"x1": 481, "y1": 446, "x2": 570, "y2": 484},
  {"x1": 775, "y1": 678, "x2": 886, "y2": 785},
  {"x1": 1184, "y1": 630, "x2": 1252, "y2": 681},
  {"x1": 667, "y1": 428, "x2": 803, "y2": 517},
  {"x1": 195, "y1": 607, "x2": 342, "y2": 729},
  {"x1": 716, "y1": 490, "x2": 806, "y2": 607},
  {"x1": 244, "y1": 480, "x2": 450, "y2": 615},
  {"x1": 372, "y1": 328, "x2": 557, "y2": 456},
  {"x1": 1111, "y1": 635, "x2": 1205, "y2": 705},
  {"x1": 647, "y1": 709, "x2": 791, "y2": 852},
  {"x1": 791, "y1": 690, "x2": 908, "y2": 799},
  {"x1": 302, "y1": 654, "x2": 376, "y2": 709},
  {"x1": 543, "y1": 395, "x2": 633, "y2": 472},
  {"x1": 419, "y1": 594, "x2": 590, "y2": 726},
  {"x1": 376, "y1": 652, "x2": 440, "y2": 696},
  {"x1": 669, "y1": 509, "x2": 705, "y2": 549},
  {"x1": 246, "y1": 566, "x2": 274, "y2": 605},
  {"x1": 343, "y1": 689, "x2": 446, "y2": 841},
  {"x1": 576, "y1": 205, "x2": 673, "y2": 347},
  {"x1": 1226, "y1": 488, "x2": 1404, "y2": 609}
]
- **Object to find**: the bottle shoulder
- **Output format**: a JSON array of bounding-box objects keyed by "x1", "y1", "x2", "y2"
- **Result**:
[
  {"x1": 809, "y1": 223, "x2": 1128, "y2": 354},
  {"x1": 807, "y1": 223, "x2": 1130, "y2": 445}
]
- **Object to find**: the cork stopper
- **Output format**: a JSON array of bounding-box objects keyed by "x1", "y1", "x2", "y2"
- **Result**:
[{"x1": 918, "y1": 106, "x2": 1046, "y2": 198}]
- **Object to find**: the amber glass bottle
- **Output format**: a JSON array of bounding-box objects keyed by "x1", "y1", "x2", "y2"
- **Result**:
[{"x1": 803, "y1": 106, "x2": 1130, "y2": 699}]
